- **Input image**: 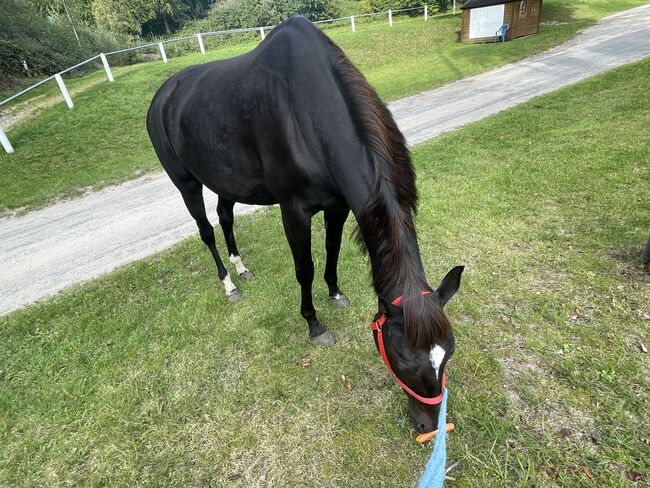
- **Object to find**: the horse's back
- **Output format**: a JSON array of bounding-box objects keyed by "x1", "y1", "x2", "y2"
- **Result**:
[{"x1": 147, "y1": 16, "x2": 355, "y2": 208}]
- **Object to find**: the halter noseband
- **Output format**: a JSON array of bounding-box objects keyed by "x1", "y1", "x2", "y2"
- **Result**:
[{"x1": 371, "y1": 291, "x2": 446, "y2": 405}]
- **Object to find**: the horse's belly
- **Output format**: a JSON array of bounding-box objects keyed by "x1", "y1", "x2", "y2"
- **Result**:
[
  {"x1": 208, "y1": 183, "x2": 278, "y2": 206},
  {"x1": 178, "y1": 143, "x2": 276, "y2": 205},
  {"x1": 197, "y1": 170, "x2": 277, "y2": 206}
]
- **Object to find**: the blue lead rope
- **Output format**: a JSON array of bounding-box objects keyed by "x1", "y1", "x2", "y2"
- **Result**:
[{"x1": 417, "y1": 387, "x2": 448, "y2": 488}]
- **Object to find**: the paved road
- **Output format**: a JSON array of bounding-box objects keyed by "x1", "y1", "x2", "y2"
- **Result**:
[{"x1": 1, "y1": 5, "x2": 649, "y2": 315}]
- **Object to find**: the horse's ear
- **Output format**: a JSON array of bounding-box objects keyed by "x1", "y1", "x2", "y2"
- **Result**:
[{"x1": 436, "y1": 266, "x2": 464, "y2": 307}]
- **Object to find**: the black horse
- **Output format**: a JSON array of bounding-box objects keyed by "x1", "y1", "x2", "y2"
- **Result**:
[{"x1": 147, "y1": 16, "x2": 463, "y2": 433}]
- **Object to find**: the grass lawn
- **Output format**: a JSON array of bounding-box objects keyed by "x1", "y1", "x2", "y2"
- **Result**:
[
  {"x1": 1, "y1": 0, "x2": 648, "y2": 213},
  {"x1": 1, "y1": 57, "x2": 648, "y2": 487}
]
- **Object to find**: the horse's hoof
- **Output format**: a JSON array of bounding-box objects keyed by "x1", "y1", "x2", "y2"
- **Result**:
[
  {"x1": 328, "y1": 293, "x2": 350, "y2": 308},
  {"x1": 310, "y1": 330, "x2": 336, "y2": 347},
  {"x1": 239, "y1": 270, "x2": 254, "y2": 281},
  {"x1": 228, "y1": 289, "x2": 242, "y2": 303}
]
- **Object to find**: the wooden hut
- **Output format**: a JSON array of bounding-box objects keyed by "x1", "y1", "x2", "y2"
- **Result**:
[{"x1": 460, "y1": 0, "x2": 542, "y2": 44}]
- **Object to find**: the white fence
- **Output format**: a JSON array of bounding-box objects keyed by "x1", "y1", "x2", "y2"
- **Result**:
[{"x1": 0, "y1": 2, "x2": 458, "y2": 154}]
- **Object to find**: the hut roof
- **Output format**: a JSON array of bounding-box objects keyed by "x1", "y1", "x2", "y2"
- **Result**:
[{"x1": 461, "y1": 0, "x2": 516, "y2": 9}]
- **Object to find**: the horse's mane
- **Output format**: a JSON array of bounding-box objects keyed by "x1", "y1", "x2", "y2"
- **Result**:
[{"x1": 318, "y1": 29, "x2": 451, "y2": 349}]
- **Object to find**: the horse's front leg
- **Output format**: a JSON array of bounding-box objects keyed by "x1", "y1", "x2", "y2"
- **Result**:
[
  {"x1": 280, "y1": 205, "x2": 336, "y2": 347},
  {"x1": 324, "y1": 209, "x2": 350, "y2": 308}
]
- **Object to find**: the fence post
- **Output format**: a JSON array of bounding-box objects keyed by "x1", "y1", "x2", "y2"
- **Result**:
[
  {"x1": 388, "y1": 9, "x2": 393, "y2": 27},
  {"x1": 453, "y1": 0, "x2": 457, "y2": 15},
  {"x1": 54, "y1": 74, "x2": 73, "y2": 109},
  {"x1": 424, "y1": 4, "x2": 428, "y2": 21},
  {"x1": 351, "y1": 16, "x2": 356, "y2": 32},
  {"x1": 158, "y1": 42, "x2": 168, "y2": 63},
  {"x1": 99, "y1": 53, "x2": 114, "y2": 82},
  {"x1": 0, "y1": 127, "x2": 14, "y2": 154},
  {"x1": 259, "y1": 27, "x2": 266, "y2": 40},
  {"x1": 197, "y1": 33, "x2": 205, "y2": 54}
]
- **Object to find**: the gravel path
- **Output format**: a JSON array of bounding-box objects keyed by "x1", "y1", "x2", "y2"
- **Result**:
[{"x1": 1, "y1": 5, "x2": 649, "y2": 315}]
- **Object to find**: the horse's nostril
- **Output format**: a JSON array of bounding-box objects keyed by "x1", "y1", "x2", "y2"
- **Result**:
[{"x1": 416, "y1": 423, "x2": 428, "y2": 433}]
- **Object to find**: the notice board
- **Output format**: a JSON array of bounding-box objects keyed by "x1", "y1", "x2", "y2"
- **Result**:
[{"x1": 469, "y1": 4, "x2": 505, "y2": 39}]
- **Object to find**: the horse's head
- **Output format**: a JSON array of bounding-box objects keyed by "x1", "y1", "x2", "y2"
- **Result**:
[{"x1": 375, "y1": 266, "x2": 464, "y2": 433}]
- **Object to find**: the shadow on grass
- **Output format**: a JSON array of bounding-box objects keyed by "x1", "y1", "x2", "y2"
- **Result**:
[
  {"x1": 609, "y1": 241, "x2": 650, "y2": 280},
  {"x1": 439, "y1": 51, "x2": 464, "y2": 80}
]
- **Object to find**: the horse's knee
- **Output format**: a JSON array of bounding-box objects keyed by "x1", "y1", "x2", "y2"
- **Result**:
[{"x1": 198, "y1": 228, "x2": 215, "y2": 245}]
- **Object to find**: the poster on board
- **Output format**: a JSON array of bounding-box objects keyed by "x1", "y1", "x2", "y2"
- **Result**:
[{"x1": 469, "y1": 4, "x2": 505, "y2": 38}]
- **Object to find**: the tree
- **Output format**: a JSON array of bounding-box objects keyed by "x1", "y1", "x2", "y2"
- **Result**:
[
  {"x1": 27, "y1": 0, "x2": 96, "y2": 25},
  {"x1": 364, "y1": 0, "x2": 450, "y2": 13},
  {"x1": 195, "y1": 0, "x2": 339, "y2": 32},
  {"x1": 1, "y1": 0, "x2": 121, "y2": 88},
  {"x1": 91, "y1": 0, "x2": 150, "y2": 34},
  {"x1": 89, "y1": 0, "x2": 215, "y2": 36}
]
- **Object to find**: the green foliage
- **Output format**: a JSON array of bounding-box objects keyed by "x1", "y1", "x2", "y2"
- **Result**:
[
  {"x1": 25, "y1": 0, "x2": 216, "y2": 37},
  {"x1": 365, "y1": 0, "x2": 420, "y2": 12},
  {"x1": 90, "y1": 0, "x2": 199, "y2": 35},
  {"x1": 363, "y1": 0, "x2": 449, "y2": 13},
  {"x1": 28, "y1": 0, "x2": 97, "y2": 24},
  {"x1": 91, "y1": 0, "x2": 149, "y2": 34},
  {"x1": 0, "y1": 0, "x2": 123, "y2": 89},
  {"x1": 335, "y1": 0, "x2": 365, "y2": 16},
  {"x1": 190, "y1": 0, "x2": 340, "y2": 32}
]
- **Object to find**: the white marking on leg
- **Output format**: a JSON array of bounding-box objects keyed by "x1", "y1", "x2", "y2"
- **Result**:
[
  {"x1": 222, "y1": 274, "x2": 237, "y2": 295},
  {"x1": 229, "y1": 254, "x2": 249, "y2": 275},
  {"x1": 430, "y1": 345, "x2": 445, "y2": 378}
]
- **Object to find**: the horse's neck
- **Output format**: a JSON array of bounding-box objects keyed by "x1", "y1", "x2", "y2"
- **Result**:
[{"x1": 352, "y1": 187, "x2": 427, "y2": 301}]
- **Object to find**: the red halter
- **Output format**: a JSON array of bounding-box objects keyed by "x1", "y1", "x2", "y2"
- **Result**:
[{"x1": 371, "y1": 292, "x2": 446, "y2": 405}]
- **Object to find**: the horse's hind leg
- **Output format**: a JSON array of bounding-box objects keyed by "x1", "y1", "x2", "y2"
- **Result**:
[
  {"x1": 324, "y1": 210, "x2": 350, "y2": 308},
  {"x1": 177, "y1": 179, "x2": 241, "y2": 303},
  {"x1": 216, "y1": 197, "x2": 253, "y2": 280}
]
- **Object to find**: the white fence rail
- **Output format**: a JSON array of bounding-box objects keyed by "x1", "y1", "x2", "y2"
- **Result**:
[{"x1": 0, "y1": 3, "x2": 458, "y2": 154}]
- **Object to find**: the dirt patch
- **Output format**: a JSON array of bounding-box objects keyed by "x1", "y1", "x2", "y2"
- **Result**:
[
  {"x1": 499, "y1": 345, "x2": 599, "y2": 453},
  {"x1": 609, "y1": 243, "x2": 650, "y2": 282}
]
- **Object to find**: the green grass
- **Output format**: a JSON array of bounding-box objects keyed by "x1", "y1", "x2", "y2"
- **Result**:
[
  {"x1": 1, "y1": 0, "x2": 647, "y2": 213},
  {"x1": 2, "y1": 57, "x2": 648, "y2": 487}
]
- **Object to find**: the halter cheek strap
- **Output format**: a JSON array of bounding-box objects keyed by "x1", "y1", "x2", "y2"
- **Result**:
[{"x1": 371, "y1": 291, "x2": 446, "y2": 406}]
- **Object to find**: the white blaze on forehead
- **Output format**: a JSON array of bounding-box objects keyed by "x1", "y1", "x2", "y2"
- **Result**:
[{"x1": 429, "y1": 345, "x2": 445, "y2": 377}]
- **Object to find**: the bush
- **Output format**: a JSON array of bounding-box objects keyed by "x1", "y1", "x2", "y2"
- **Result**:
[
  {"x1": 0, "y1": 0, "x2": 125, "y2": 90},
  {"x1": 363, "y1": 0, "x2": 450, "y2": 13},
  {"x1": 188, "y1": 0, "x2": 340, "y2": 33}
]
